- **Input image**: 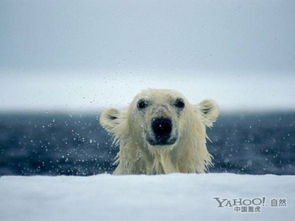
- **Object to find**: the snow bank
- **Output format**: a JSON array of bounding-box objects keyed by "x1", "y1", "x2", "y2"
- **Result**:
[{"x1": 0, "y1": 173, "x2": 294, "y2": 221}]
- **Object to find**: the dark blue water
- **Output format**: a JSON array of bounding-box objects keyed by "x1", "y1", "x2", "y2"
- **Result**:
[{"x1": 0, "y1": 112, "x2": 294, "y2": 175}]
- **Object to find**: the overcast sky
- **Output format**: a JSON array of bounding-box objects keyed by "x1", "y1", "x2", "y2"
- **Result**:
[{"x1": 0, "y1": 0, "x2": 295, "y2": 111}]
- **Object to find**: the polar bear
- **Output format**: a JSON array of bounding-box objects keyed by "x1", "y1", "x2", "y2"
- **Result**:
[{"x1": 100, "y1": 89, "x2": 219, "y2": 175}]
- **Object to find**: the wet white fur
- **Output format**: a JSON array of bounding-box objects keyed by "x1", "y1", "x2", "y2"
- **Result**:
[{"x1": 100, "y1": 89, "x2": 219, "y2": 175}]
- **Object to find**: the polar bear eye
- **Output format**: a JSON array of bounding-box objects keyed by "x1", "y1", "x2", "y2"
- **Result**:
[
  {"x1": 174, "y1": 98, "x2": 185, "y2": 109},
  {"x1": 137, "y1": 99, "x2": 148, "y2": 109}
]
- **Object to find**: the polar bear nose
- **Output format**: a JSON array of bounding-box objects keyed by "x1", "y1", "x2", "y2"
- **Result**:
[{"x1": 152, "y1": 118, "x2": 172, "y2": 143}]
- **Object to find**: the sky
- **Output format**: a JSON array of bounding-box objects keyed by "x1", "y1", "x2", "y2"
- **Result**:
[{"x1": 0, "y1": 0, "x2": 295, "y2": 112}]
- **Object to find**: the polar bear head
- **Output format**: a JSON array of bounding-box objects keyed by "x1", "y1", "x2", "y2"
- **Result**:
[{"x1": 100, "y1": 89, "x2": 219, "y2": 174}]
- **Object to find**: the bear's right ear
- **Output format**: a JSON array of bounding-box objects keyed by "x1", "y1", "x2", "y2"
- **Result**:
[
  {"x1": 99, "y1": 108, "x2": 121, "y2": 133},
  {"x1": 197, "y1": 99, "x2": 219, "y2": 127}
]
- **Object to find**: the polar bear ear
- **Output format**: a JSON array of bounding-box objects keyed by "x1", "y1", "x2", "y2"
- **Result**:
[
  {"x1": 99, "y1": 108, "x2": 121, "y2": 133},
  {"x1": 197, "y1": 99, "x2": 219, "y2": 127}
]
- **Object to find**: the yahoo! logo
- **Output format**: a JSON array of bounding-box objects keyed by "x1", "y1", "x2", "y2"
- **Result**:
[{"x1": 213, "y1": 197, "x2": 266, "y2": 207}]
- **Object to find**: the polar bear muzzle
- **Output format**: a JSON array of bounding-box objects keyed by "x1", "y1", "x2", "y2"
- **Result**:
[{"x1": 146, "y1": 117, "x2": 177, "y2": 146}]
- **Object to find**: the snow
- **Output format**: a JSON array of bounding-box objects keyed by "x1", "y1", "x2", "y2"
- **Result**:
[{"x1": 0, "y1": 173, "x2": 294, "y2": 221}]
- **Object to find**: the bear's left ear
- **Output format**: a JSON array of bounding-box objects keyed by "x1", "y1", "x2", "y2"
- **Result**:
[
  {"x1": 197, "y1": 99, "x2": 219, "y2": 127},
  {"x1": 99, "y1": 108, "x2": 121, "y2": 134}
]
